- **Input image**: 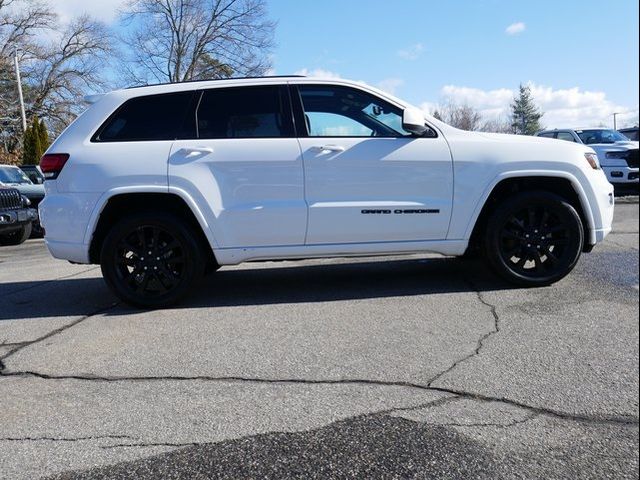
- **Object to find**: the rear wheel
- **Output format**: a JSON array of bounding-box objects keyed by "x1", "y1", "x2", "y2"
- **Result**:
[
  {"x1": 0, "y1": 223, "x2": 32, "y2": 246},
  {"x1": 483, "y1": 191, "x2": 584, "y2": 286},
  {"x1": 100, "y1": 212, "x2": 206, "y2": 308}
]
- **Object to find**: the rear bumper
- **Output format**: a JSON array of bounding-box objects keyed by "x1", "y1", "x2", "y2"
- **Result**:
[
  {"x1": 44, "y1": 239, "x2": 90, "y2": 263},
  {"x1": 39, "y1": 192, "x2": 99, "y2": 263}
]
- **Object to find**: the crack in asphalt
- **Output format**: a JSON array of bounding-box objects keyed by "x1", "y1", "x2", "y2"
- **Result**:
[
  {"x1": 422, "y1": 412, "x2": 541, "y2": 430},
  {"x1": 2, "y1": 370, "x2": 637, "y2": 427},
  {"x1": 426, "y1": 282, "x2": 500, "y2": 387},
  {"x1": 0, "y1": 435, "x2": 135, "y2": 443},
  {"x1": 0, "y1": 302, "x2": 119, "y2": 369},
  {"x1": 98, "y1": 402, "x2": 541, "y2": 451}
]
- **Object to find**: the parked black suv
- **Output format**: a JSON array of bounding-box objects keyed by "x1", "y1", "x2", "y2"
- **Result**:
[
  {"x1": 0, "y1": 186, "x2": 38, "y2": 245},
  {"x1": 0, "y1": 164, "x2": 46, "y2": 236}
]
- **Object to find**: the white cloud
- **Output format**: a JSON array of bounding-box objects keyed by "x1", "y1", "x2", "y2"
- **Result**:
[
  {"x1": 505, "y1": 22, "x2": 526, "y2": 35},
  {"x1": 294, "y1": 68, "x2": 342, "y2": 79},
  {"x1": 377, "y1": 78, "x2": 404, "y2": 96},
  {"x1": 397, "y1": 43, "x2": 424, "y2": 61},
  {"x1": 423, "y1": 83, "x2": 639, "y2": 128},
  {"x1": 51, "y1": 0, "x2": 125, "y2": 24}
]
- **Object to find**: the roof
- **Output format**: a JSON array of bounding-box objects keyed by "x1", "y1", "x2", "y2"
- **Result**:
[{"x1": 125, "y1": 75, "x2": 306, "y2": 90}]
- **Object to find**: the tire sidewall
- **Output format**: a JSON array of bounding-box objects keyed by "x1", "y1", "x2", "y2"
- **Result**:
[
  {"x1": 100, "y1": 211, "x2": 205, "y2": 308},
  {"x1": 484, "y1": 191, "x2": 584, "y2": 286},
  {"x1": 0, "y1": 223, "x2": 31, "y2": 246}
]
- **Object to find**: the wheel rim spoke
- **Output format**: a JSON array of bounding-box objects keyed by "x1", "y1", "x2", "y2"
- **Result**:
[
  {"x1": 114, "y1": 225, "x2": 186, "y2": 297},
  {"x1": 532, "y1": 250, "x2": 543, "y2": 272},
  {"x1": 542, "y1": 246, "x2": 558, "y2": 264},
  {"x1": 500, "y1": 204, "x2": 573, "y2": 278}
]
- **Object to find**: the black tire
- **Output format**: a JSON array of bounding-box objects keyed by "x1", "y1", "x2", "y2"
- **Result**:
[
  {"x1": 483, "y1": 191, "x2": 584, "y2": 287},
  {"x1": 100, "y1": 211, "x2": 206, "y2": 309},
  {"x1": 0, "y1": 223, "x2": 32, "y2": 246}
]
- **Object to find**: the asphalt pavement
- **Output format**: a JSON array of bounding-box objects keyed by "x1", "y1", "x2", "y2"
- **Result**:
[{"x1": 0, "y1": 203, "x2": 638, "y2": 479}]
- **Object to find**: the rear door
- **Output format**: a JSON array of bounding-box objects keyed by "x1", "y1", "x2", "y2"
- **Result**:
[
  {"x1": 292, "y1": 83, "x2": 453, "y2": 244},
  {"x1": 168, "y1": 84, "x2": 307, "y2": 248}
]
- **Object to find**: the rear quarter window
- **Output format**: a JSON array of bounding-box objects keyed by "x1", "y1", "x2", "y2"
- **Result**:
[{"x1": 93, "y1": 91, "x2": 196, "y2": 142}]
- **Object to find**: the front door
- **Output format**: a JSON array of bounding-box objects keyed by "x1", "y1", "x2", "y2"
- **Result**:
[{"x1": 292, "y1": 84, "x2": 453, "y2": 245}]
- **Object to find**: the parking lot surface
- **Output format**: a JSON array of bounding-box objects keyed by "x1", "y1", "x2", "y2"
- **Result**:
[{"x1": 0, "y1": 203, "x2": 638, "y2": 479}]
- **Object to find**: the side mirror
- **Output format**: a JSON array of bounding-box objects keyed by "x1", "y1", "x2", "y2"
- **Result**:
[{"x1": 402, "y1": 107, "x2": 428, "y2": 136}]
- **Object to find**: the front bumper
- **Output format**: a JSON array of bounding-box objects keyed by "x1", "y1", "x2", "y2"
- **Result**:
[
  {"x1": 603, "y1": 166, "x2": 639, "y2": 184},
  {"x1": 0, "y1": 208, "x2": 37, "y2": 233}
]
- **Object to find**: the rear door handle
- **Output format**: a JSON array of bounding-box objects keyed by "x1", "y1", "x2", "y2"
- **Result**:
[
  {"x1": 311, "y1": 145, "x2": 345, "y2": 153},
  {"x1": 182, "y1": 147, "x2": 214, "y2": 156}
]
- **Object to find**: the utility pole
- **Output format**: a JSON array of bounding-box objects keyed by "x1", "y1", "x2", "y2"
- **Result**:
[
  {"x1": 612, "y1": 112, "x2": 620, "y2": 130},
  {"x1": 13, "y1": 48, "x2": 27, "y2": 133}
]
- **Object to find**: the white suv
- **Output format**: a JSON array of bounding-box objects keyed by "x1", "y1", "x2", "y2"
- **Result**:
[{"x1": 39, "y1": 77, "x2": 614, "y2": 308}]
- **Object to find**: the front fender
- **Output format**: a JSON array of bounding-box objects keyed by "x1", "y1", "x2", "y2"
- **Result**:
[{"x1": 459, "y1": 170, "x2": 598, "y2": 246}]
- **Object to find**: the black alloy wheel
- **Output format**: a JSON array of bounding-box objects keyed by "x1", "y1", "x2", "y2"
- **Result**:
[
  {"x1": 484, "y1": 191, "x2": 584, "y2": 286},
  {"x1": 100, "y1": 212, "x2": 205, "y2": 308}
]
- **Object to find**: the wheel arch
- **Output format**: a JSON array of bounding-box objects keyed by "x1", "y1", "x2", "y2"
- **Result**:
[
  {"x1": 87, "y1": 189, "x2": 219, "y2": 265},
  {"x1": 465, "y1": 172, "x2": 595, "y2": 254}
]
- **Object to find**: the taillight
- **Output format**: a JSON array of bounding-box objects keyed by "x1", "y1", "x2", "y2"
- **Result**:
[{"x1": 40, "y1": 154, "x2": 70, "y2": 180}]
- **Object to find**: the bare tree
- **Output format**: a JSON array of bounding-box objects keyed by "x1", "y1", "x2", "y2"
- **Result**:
[
  {"x1": 1, "y1": 1, "x2": 111, "y2": 159},
  {"x1": 433, "y1": 101, "x2": 483, "y2": 131},
  {"x1": 26, "y1": 15, "x2": 111, "y2": 132},
  {"x1": 432, "y1": 100, "x2": 513, "y2": 133},
  {"x1": 120, "y1": 0, "x2": 276, "y2": 85},
  {"x1": 0, "y1": 0, "x2": 54, "y2": 57},
  {"x1": 480, "y1": 116, "x2": 512, "y2": 134}
]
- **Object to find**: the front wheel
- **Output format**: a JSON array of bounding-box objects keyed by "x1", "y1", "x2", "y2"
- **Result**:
[
  {"x1": 0, "y1": 223, "x2": 32, "y2": 246},
  {"x1": 483, "y1": 191, "x2": 584, "y2": 287},
  {"x1": 100, "y1": 212, "x2": 206, "y2": 308}
]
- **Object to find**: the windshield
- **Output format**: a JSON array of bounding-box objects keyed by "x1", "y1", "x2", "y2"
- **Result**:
[
  {"x1": 576, "y1": 129, "x2": 630, "y2": 144},
  {"x1": 0, "y1": 166, "x2": 33, "y2": 185}
]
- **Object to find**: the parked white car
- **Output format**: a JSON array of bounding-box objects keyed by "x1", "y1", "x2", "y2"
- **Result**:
[
  {"x1": 39, "y1": 77, "x2": 614, "y2": 307},
  {"x1": 535, "y1": 128, "x2": 639, "y2": 185}
]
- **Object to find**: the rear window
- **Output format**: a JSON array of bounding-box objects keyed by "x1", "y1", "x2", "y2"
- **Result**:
[
  {"x1": 196, "y1": 86, "x2": 293, "y2": 139},
  {"x1": 94, "y1": 91, "x2": 195, "y2": 142}
]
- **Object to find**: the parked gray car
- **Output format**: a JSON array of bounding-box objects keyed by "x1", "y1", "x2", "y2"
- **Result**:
[{"x1": 535, "y1": 128, "x2": 639, "y2": 185}]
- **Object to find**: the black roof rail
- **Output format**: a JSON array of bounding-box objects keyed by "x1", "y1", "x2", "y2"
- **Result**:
[{"x1": 125, "y1": 75, "x2": 306, "y2": 90}]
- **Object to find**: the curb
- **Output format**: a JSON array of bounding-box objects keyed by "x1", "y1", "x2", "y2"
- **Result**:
[{"x1": 615, "y1": 196, "x2": 639, "y2": 205}]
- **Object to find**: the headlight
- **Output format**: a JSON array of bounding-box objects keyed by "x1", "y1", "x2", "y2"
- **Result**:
[
  {"x1": 605, "y1": 151, "x2": 628, "y2": 159},
  {"x1": 584, "y1": 152, "x2": 600, "y2": 170},
  {"x1": 21, "y1": 195, "x2": 31, "y2": 207}
]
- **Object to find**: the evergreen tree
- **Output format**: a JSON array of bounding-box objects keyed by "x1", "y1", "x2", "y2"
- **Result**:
[
  {"x1": 21, "y1": 117, "x2": 43, "y2": 165},
  {"x1": 37, "y1": 118, "x2": 49, "y2": 158},
  {"x1": 510, "y1": 84, "x2": 544, "y2": 135}
]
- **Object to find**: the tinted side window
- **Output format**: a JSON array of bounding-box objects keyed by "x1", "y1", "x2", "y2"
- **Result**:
[
  {"x1": 297, "y1": 85, "x2": 413, "y2": 138},
  {"x1": 556, "y1": 132, "x2": 576, "y2": 142},
  {"x1": 95, "y1": 91, "x2": 195, "y2": 142},
  {"x1": 537, "y1": 132, "x2": 556, "y2": 139},
  {"x1": 197, "y1": 86, "x2": 293, "y2": 139}
]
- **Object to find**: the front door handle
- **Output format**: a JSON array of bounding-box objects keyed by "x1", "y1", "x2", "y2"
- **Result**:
[{"x1": 311, "y1": 145, "x2": 345, "y2": 153}]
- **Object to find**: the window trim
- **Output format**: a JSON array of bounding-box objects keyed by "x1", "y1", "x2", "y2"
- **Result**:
[
  {"x1": 90, "y1": 91, "x2": 197, "y2": 143},
  {"x1": 194, "y1": 84, "x2": 296, "y2": 140}
]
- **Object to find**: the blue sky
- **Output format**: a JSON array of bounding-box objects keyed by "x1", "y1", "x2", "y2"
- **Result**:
[{"x1": 52, "y1": 0, "x2": 639, "y2": 128}]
